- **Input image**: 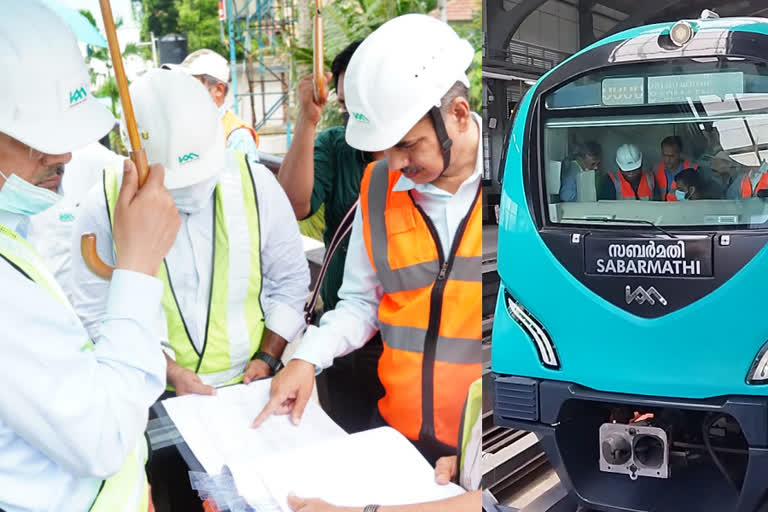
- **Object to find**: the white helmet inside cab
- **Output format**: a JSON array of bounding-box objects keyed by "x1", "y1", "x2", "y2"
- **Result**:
[
  {"x1": 0, "y1": 0, "x2": 114, "y2": 154},
  {"x1": 120, "y1": 69, "x2": 226, "y2": 190},
  {"x1": 343, "y1": 14, "x2": 474, "y2": 161},
  {"x1": 616, "y1": 144, "x2": 643, "y2": 172}
]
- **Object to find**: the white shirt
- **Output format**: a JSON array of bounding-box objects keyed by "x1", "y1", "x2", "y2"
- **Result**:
[
  {"x1": 26, "y1": 142, "x2": 123, "y2": 300},
  {"x1": 0, "y1": 210, "x2": 167, "y2": 512},
  {"x1": 291, "y1": 113, "x2": 483, "y2": 370},
  {"x1": 69, "y1": 157, "x2": 309, "y2": 361}
]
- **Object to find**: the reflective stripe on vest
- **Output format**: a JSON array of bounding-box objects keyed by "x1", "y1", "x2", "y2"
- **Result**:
[
  {"x1": 221, "y1": 110, "x2": 259, "y2": 148},
  {"x1": 457, "y1": 378, "x2": 482, "y2": 491},
  {"x1": 104, "y1": 151, "x2": 265, "y2": 388},
  {"x1": 740, "y1": 171, "x2": 768, "y2": 198},
  {"x1": 655, "y1": 161, "x2": 697, "y2": 201},
  {"x1": 90, "y1": 447, "x2": 148, "y2": 512},
  {"x1": 608, "y1": 170, "x2": 654, "y2": 200},
  {"x1": 0, "y1": 224, "x2": 148, "y2": 511},
  {"x1": 360, "y1": 159, "x2": 482, "y2": 450}
]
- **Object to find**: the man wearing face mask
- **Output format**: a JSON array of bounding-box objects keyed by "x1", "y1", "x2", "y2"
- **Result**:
[
  {"x1": 277, "y1": 40, "x2": 387, "y2": 434},
  {"x1": 25, "y1": 142, "x2": 123, "y2": 299},
  {"x1": 70, "y1": 69, "x2": 310, "y2": 398},
  {"x1": 673, "y1": 168, "x2": 719, "y2": 200},
  {"x1": 0, "y1": 2, "x2": 181, "y2": 510},
  {"x1": 255, "y1": 15, "x2": 482, "y2": 466}
]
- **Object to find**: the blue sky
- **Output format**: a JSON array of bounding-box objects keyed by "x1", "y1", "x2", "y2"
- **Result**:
[{"x1": 60, "y1": 0, "x2": 137, "y2": 29}]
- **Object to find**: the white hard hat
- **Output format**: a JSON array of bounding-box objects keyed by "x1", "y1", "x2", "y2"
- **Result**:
[
  {"x1": 0, "y1": 0, "x2": 114, "y2": 155},
  {"x1": 343, "y1": 14, "x2": 474, "y2": 152},
  {"x1": 616, "y1": 144, "x2": 643, "y2": 171},
  {"x1": 163, "y1": 49, "x2": 230, "y2": 84},
  {"x1": 121, "y1": 69, "x2": 225, "y2": 189}
]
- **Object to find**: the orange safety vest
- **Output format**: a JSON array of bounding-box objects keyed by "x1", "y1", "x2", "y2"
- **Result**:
[
  {"x1": 608, "y1": 170, "x2": 654, "y2": 200},
  {"x1": 655, "y1": 161, "x2": 698, "y2": 201},
  {"x1": 740, "y1": 171, "x2": 768, "y2": 197},
  {"x1": 221, "y1": 110, "x2": 259, "y2": 148},
  {"x1": 359, "y1": 159, "x2": 482, "y2": 451}
]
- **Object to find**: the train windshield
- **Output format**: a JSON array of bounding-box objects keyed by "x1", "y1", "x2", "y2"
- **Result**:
[{"x1": 541, "y1": 57, "x2": 768, "y2": 228}]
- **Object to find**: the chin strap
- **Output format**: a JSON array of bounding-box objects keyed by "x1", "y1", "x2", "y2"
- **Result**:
[{"x1": 428, "y1": 106, "x2": 453, "y2": 173}]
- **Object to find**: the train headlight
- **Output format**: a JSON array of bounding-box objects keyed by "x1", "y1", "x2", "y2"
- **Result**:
[
  {"x1": 504, "y1": 289, "x2": 560, "y2": 369},
  {"x1": 747, "y1": 341, "x2": 768, "y2": 384},
  {"x1": 670, "y1": 21, "x2": 694, "y2": 47}
]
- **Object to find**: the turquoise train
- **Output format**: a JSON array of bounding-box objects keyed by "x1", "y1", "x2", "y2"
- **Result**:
[{"x1": 492, "y1": 10, "x2": 768, "y2": 512}]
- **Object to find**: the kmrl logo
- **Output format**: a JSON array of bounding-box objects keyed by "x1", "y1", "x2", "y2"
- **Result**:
[
  {"x1": 69, "y1": 87, "x2": 87, "y2": 106},
  {"x1": 625, "y1": 285, "x2": 667, "y2": 306},
  {"x1": 351, "y1": 112, "x2": 370, "y2": 123},
  {"x1": 178, "y1": 153, "x2": 200, "y2": 164}
]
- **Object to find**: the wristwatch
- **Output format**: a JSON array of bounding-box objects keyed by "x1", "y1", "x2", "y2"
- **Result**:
[
  {"x1": 363, "y1": 506, "x2": 380, "y2": 512},
  {"x1": 251, "y1": 351, "x2": 284, "y2": 375}
]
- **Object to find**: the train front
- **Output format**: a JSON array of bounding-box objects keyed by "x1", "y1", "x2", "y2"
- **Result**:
[{"x1": 492, "y1": 14, "x2": 768, "y2": 512}]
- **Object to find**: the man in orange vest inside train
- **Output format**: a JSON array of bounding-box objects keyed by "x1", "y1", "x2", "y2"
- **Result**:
[
  {"x1": 163, "y1": 49, "x2": 260, "y2": 167},
  {"x1": 600, "y1": 144, "x2": 655, "y2": 200},
  {"x1": 655, "y1": 135, "x2": 698, "y2": 201},
  {"x1": 252, "y1": 13, "x2": 482, "y2": 465},
  {"x1": 735, "y1": 159, "x2": 768, "y2": 198}
]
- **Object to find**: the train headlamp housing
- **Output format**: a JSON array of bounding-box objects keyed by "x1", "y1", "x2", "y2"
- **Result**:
[
  {"x1": 670, "y1": 21, "x2": 694, "y2": 47},
  {"x1": 747, "y1": 341, "x2": 768, "y2": 384},
  {"x1": 504, "y1": 289, "x2": 560, "y2": 369}
]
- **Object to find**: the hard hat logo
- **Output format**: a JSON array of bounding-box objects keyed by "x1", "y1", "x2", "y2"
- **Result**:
[
  {"x1": 69, "y1": 87, "x2": 88, "y2": 107},
  {"x1": 178, "y1": 152, "x2": 200, "y2": 164},
  {"x1": 351, "y1": 112, "x2": 370, "y2": 124}
]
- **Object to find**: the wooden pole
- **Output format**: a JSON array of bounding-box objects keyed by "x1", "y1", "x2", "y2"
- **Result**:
[
  {"x1": 98, "y1": 0, "x2": 149, "y2": 186},
  {"x1": 313, "y1": 0, "x2": 327, "y2": 104},
  {"x1": 82, "y1": 0, "x2": 148, "y2": 280}
]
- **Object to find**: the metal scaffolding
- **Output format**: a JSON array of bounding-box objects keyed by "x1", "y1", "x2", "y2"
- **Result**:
[{"x1": 223, "y1": 0, "x2": 297, "y2": 144}]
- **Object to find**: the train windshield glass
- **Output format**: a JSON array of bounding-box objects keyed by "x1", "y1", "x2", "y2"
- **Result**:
[{"x1": 541, "y1": 58, "x2": 768, "y2": 228}]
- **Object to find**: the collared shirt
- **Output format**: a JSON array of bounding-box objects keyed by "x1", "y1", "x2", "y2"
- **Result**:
[
  {"x1": 307, "y1": 125, "x2": 373, "y2": 310},
  {"x1": 291, "y1": 113, "x2": 483, "y2": 370},
  {"x1": 219, "y1": 105, "x2": 261, "y2": 166},
  {"x1": 26, "y1": 142, "x2": 123, "y2": 300},
  {"x1": 0, "y1": 210, "x2": 166, "y2": 512},
  {"x1": 69, "y1": 156, "x2": 310, "y2": 362}
]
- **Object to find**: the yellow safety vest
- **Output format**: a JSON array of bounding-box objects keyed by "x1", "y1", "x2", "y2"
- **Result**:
[
  {"x1": 104, "y1": 151, "x2": 265, "y2": 388},
  {"x1": 457, "y1": 378, "x2": 482, "y2": 491},
  {"x1": 0, "y1": 223, "x2": 149, "y2": 512}
]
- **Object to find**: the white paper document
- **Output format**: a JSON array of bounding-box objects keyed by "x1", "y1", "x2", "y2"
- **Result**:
[
  {"x1": 163, "y1": 382, "x2": 465, "y2": 510},
  {"x1": 163, "y1": 380, "x2": 347, "y2": 473},
  {"x1": 162, "y1": 380, "x2": 347, "y2": 509},
  {"x1": 234, "y1": 427, "x2": 465, "y2": 512}
]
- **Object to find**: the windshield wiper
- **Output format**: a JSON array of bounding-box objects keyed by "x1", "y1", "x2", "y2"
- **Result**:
[{"x1": 562, "y1": 216, "x2": 677, "y2": 238}]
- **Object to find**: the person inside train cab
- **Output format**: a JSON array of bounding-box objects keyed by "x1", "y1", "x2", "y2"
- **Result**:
[
  {"x1": 656, "y1": 136, "x2": 698, "y2": 201},
  {"x1": 599, "y1": 144, "x2": 655, "y2": 200},
  {"x1": 559, "y1": 140, "x2": 602, "y2": 202},
  {"x1": 673, "y1": 168, "x2": 718, "y2": 200}
]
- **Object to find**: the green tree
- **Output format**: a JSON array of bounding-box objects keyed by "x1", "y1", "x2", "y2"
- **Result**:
[
  {"x1": 176, "y1": 0, "x2": 227, "y2": 55},
  {"x1": 139, "y1": 0, "x2": 180, "y2": 40}
]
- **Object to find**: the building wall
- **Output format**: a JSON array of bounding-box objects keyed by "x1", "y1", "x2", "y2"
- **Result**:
[{"x1": 501, "y1": 0, "x2": 624, "y2": 54}]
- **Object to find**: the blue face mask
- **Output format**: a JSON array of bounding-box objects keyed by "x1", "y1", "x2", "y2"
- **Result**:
[
  {"x1": 675, "y1": 189, "x2": 688, "y2": 201},
  {"x1": 0, "y1": 169, "x2": 62, "y2": 216}
]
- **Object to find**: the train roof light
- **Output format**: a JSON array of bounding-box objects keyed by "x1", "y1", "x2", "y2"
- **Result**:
[{"x1": 670, "y1": 21, "x2": 694, "y2": 47}]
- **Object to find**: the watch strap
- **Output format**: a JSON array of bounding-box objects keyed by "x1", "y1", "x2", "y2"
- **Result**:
[{"x1": 251, "y1": 351, "x2": 284, "y2": 375}]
